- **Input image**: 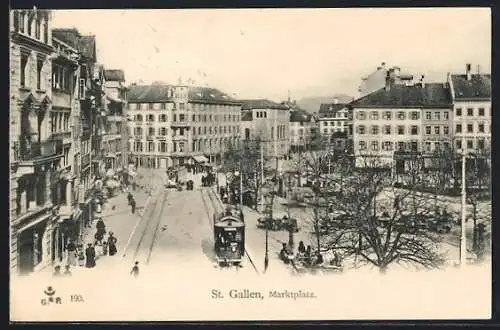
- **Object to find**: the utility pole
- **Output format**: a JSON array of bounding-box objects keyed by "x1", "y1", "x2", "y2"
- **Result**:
[
  {"x1": 239, "y1": 160, "x2": 243, "y2": 210},
  {"x1": 260, "y1": 140, "x2": 264, "y2": 212},
  {"x1": 460, "y1": 151, "x2": 467, "y2": 266}
]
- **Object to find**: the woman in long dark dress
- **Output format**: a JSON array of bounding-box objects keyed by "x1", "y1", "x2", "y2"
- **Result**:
[
  {"x1": 66, "y1": 240, "x2": 77, "y2": 266},
  {"x1": 108, "y1": 232, "x2": 118, "y2": 256},
  {"x1": 85, "y1": 243, "x2": 96, "y2": 268}
]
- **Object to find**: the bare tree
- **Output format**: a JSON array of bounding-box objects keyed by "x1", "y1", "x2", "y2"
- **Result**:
[
  {"x1": 322, "y1": 154, "x2": 446, "y2": 273},
  {"x1": 464, "y1": 147, "x2": 492, "y2": 257},
  {"x1": 222, "y1": 137, "x2": 273, "y2": 210}
]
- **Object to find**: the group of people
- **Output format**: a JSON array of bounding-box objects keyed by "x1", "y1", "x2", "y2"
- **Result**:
[
  {"x1": 279, "y1": 241, "x2": 325, "y2": 268},
  {"x1": 53, "y1": 219, "x2": 119, "y2": 277}
]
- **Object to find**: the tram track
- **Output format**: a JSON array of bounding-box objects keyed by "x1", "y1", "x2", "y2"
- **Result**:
[
  {"x1": 129, "y1": 189, "x2": 169, "y2": 265},
  {"x1": 202, "y1": 187, "x2": 259, "y2": 274}
]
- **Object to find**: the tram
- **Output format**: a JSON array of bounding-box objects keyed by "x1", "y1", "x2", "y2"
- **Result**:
[{"x1": 213, "y1": 206, "x2": 245, "y2": 267}]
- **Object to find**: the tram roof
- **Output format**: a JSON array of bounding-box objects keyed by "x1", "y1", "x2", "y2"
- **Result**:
[{"x1": 215, "y1": 216, "x2": 245, "y2": 228}]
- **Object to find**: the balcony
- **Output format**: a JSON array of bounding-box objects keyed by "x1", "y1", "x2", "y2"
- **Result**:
[
  {"x1": 51, "y1": 131, "x2": 72, "y2": 144},
  {"x1": 171, "y1": 121, "x2": 190, "y2": 128},
  {"x1": 172, "y1": 135, "x2": 188, "y2": 142},
  {"x1": 170, "y1": 151, "x2": 187, "y2": 157},
  {"x1": 13, "y1": 140, "x2": 63, "y2": 175}
]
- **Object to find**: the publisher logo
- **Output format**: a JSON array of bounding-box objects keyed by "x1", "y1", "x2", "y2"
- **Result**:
[{"x1": 41, "y1": 286, "x2": 62, "y2": 306}]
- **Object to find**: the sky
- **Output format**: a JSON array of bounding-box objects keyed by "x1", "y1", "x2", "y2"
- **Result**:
[{"x1": 51, "y1": 8, "x2": 491, "y2": 101}]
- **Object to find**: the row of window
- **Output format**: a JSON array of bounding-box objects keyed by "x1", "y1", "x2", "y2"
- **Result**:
[
  {"x1": 455, "y1": 138, "x2": 488, "y2": 150},
  {"x1": 455, "y1": 123, "x2": 488, "y2": 134},
  {"x1": 132, "y1": 113, "x2": 241, "y2": 123},
  {"x1": 321, "y1": 121, "x2": 345, "y2": 127},
  {"x1": 50, "y1": 111, "x2": 71, "y2": 134},
  {"x1": 13, "y1": 10, "x2": 49, "y2": 44},
  {"x1": 323, "y1": 127, "x2": 351, "y2": 135},
  {"x1": 129, "y1": 102, "x2": 239, "y2": 112},
  {"x1": 358, "y1": 140, "x2": 421, "y2": 152},
  {"x1": 131, "y1": 137, "x2": 239, "y2": 153},
  {"x1": 356, "y1": 110, "x2": 423, "y2": 121},
  {"x1": 357, "y1": 139, "x2": 487, "y2": 152},
  {"x1": 52, "y1": 63, "x2": 72, "y2": 91},
  {"x1": 131, "y1": 125, "x2": 241, "y2": 137},
  {"x1": 357, "y1": 125, "x2": 421, "y2": 136},
  {"x1": 456, "y1": 107, "x2": 489, "y2": 117}
]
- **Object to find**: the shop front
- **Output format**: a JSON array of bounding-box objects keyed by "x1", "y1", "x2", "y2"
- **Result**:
[{"x1": 15, "y1": 210, "x2": 54, "y2": 275}]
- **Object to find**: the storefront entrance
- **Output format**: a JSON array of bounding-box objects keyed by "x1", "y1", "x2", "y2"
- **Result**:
[{"x1": 18, "y1": 228, "x2": 34, "y2": 274}]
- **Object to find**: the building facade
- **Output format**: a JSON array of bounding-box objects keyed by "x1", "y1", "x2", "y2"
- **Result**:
[
  {"x1": 240, "y1": 99, "x2": 290, "y2": 159},
  {"x1": 103, "y1": 69, "x2": 128, "y2": 172},
  {"x1": 127, "y1": 84, "x2": 242, "y2": 169},
  {"x1": 318, "y1": 100, "x2": 353, "y2": 152},
  {"x1": 10, "y1": 9, "x2": 62, "y2": 274},
  {"x1": 49, "y1": 34, "x2": 84, "y2": 264},
  {"x1": 289, "y1": 108, "x2": 317, "y2": 152},
  {"x1": 448, "y1": 64, "x2": 491, "y2": 154},
  {"x1": 351, "y1": 79, "x2": 453, "y2": 168}
]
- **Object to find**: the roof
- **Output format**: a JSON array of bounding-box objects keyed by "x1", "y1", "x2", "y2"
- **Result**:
[
  {"x1": 78, "y1": 35, "x2": 97, "y2": 62},
  {"x1": 240, "y1": 99, "x2": 290, "y2": 110},
  {"x1": 188, "y1": 86, "x2": 241, "y2": 105},
  {"x1": 450, "y1": 74, "x2": 491, "y2": 101},
  {"x1": 350, "y1": 83, "x2": 453, "y2": 109},
  {"x1": 318, "y1": 103, "x2": 349, "y2": 113},
  {"x1": 104, "y1": 70, "x2": 125, "y2": 82},
  {"x1": 290, "y1": 109, "x2": 312, "y2": 122},
  {"x1": 127, "y1": 84, "x2": 241, "y2": 105}
]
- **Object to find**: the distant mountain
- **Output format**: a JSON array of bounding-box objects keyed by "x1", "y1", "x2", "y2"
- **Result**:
[{"x1": 296, "y1": 94, "x2": 354, "y2": 114}]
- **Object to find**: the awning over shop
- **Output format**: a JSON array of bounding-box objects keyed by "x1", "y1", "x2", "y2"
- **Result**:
[
  {"x1": 193, "y1": 155, "x2": 209, "y2": 163},
  {"x1": 106, "y1": 94, "x2": 125, "y2": 104}
]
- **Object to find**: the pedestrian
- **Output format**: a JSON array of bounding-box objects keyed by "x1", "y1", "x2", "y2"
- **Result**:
[
  {"x1": 131, "y1": 198, "x2": 136, "y2": 214},
  {"x1": 53, "y1": 265, "x2": 62, "y2": 277},
  {"x1": 63, "y1": 265, "x2": 72, "y2": 276},
  {"x1": 108, "y1": 232, "x2": 118, "y2": 256},
  {"x1": 130, "y1": 261, "x2": 140, "y2": 278},
  {"x1": 85, "y1": 243, "x2": 96, "y2": 268},
  {"x1": 77, "y1": 246, "x2": 85, "y2": 267},
  {"x1": 66, "y1": 239, "x2": 77, "y2": 266},
  {"x1": 102, "y1": 241, "x2": 108, "y2": 256}
]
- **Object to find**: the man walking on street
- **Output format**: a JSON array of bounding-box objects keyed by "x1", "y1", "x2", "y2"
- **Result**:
[
  {"x1": 130, "y1": 198, "x2": 136, "y2": 214},
  {"x1": 130, "y1": 261, "x2": 140, "y2": 278}
]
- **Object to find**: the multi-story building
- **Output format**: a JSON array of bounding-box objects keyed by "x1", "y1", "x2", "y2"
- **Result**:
[
  {"x1": 49, "y1": 33, "x2": 83, "y2": 264},
  {"x1": 52, "y1": 28, "x2": 106, "y2": 233},
  {"x1": 10, "y1": 9, "x2": 63, "y2": 274},
  {"x1": 350, "y1": 78, "x2": 452, "y2": 169},
  {"x1": 127, "y1": 84, "x2": 242, "y2": 168},
  {"x1": 103, "y1": 69, "x2": 128, "y2": 172},
  {"x1": 318, "y1": 99, "x2": 353, "y2": 152},
  {"x1": 448, "y1": 64, "x2": 491, "y2": 154},
  {"x1": 289, "y1": 108, "x2": 317, "y2": 152},
  {"x1": 240, "y1": 99, "x2": 290, "y2": 159}
]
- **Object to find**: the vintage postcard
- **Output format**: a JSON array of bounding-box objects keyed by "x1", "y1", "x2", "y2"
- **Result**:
[{"x1": 9, "y1": 7, "x2": 491, "y2": 322}]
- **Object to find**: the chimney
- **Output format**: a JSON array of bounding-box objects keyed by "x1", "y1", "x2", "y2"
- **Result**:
[
  {"x1": 420, "y1": 74, "x2": 425, "y2": 88},
  {"x1": 333, "y1": 97, "x2": 339, "y2": 104},
  {"x1": 466, "y1": 63, "x2": 472, "y2": 81},
  {"x1": 477, "y1": 64, "x2": 481, "y2": 74}
]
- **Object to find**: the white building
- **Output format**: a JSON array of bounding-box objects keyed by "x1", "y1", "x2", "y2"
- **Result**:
[{"x1": 448, "y1": 64, "x2": 491, "y2": 154}]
